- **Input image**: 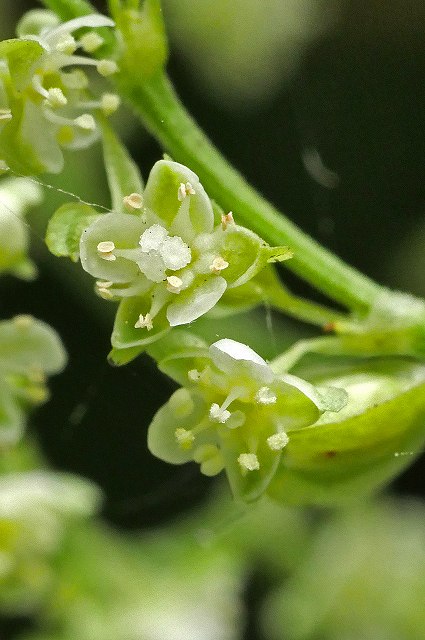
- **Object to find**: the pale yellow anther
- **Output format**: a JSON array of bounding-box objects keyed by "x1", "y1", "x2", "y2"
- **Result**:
[
  {"x1": 79, "y1": 32, "x2": 104, "y2": 53},
  {"x1": 177, "y1": 181, "x2": 196, "y2": 201},
  {"x1": 97, "y1": 241, "x2": 116, "y2": 261},
  {"x1": 221, "y1": 211, "x2": 235, "y2": 230},
  {"x1": 267, "y1": 432, "x2": 289, "y2": 451},
  {"x1": 209, "y1": 403, "x2": 231, "y2": 424},
  {"x1": 123, "y1": 192, "x2": 143, "y2": 211},
  {"x1": 175, "y1": 427, "x2": 195, "y2": 450},
  {"x1": 101, "y1": 93, "x2": 121, "y2": 116},
  {"x1": 55, "y1": 34, "x2": 77, "y2": 54},
  {"x1": 188, "y1": 369, "x2": 201, "y2": 382},
  {"x1": 210, "y1": 256, "x2": 229, "y2": 274},
  {"x1": 96, "y1": 279, "x2": 114, "y2": 299},
  {"x1": 0, "y1": 109, "x2": 12, "y2": 121},
  {"x1": 75, "y1": 114, "x2": 96, "y2": 130},
  {"x1": 97, "y1": 59, "x2": 119, "y2": 77},
  {"x1": 134, "y1": 313, "x2": 153, "y2": 331},
  {"x1": 255, "y1": 386, "x2": 277, "y2": 405},
  {"x1": 238, "y1": 453, "x2": 260, "y2": 472},
  {"x1": 13, "y1": 314, "x2": 33, "y2": 329},
  {"x1": 96, "y1": 280, "x2": 114, "y2": 289},
  {"x1": 46, "y1": 88, "x2": 68, "y2": 108},
  {"x1": 166, "y1": 275, "x2": 183, "y2": 294}
]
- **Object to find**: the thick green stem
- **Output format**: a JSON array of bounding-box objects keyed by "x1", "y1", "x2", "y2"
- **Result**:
[{"x1": 117, "y1": 71, "x2": 383, "y2": 314}]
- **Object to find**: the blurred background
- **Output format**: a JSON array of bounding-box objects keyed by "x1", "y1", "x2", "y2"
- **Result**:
[{"x1": 1, "y1": 0, "x2": 425, "y2": 638}]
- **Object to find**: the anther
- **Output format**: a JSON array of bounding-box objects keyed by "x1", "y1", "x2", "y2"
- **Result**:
[
  {"x1": 97, "y1": 59, "x2": 118, "y2": 76},
  {"x1": 74, "y1": 114, "x2": 96, "y2": 130},
  {"x1": 79, "y1": 32, "x2": 104, "y2": 53},
  {"x1": 221, "y1": 211, "x2": 235, "y2": 230},
  {"x1": 177, "y1": 181, "x2": 196, "y2": 201},
  {"x1": 123, "y1": 192, "x2": 143, "y2": 211},
  {"x1": 188, "y1": 369, "x2": 201, "y2": 382},
  {"x1": 166, "y1": 275, "x2": 183, "y2": 294},
  {"x1": 101, "y1": 93, "x2": 121, "y2": 116},
  {"x1": 97, "y1": 241, "x2": 116, "y2": 261},
  {"x1": 209, "y1": 403, "x2": 231, "y2": 424},
  {"x1": 210, "y1": 256, "x2": 229, "y2": 274},
  {"x1": 255, "y1": 386, "x2": 277, "y2": 405},
  {"x1": 238, "y1": 453, "x2": 260, "y2": 472},
  {"x1": 175, "y1": 428, "x2": 195, "y2": 450},
  {"x1": 55, "y1": 34, "x2": 77, "y2": 54},
  {"x1": 45, "y1": 88, "x2": 68, "y2": 108},
  {"x1": 267, "y1": 432, "x2": 289, "y2": 451},
  {"x1": 134, "y1": 313, "x2": 153, "y2": 331},
  {"x1": 0, "y1": 109, "x2": 12, "y2": 121}
]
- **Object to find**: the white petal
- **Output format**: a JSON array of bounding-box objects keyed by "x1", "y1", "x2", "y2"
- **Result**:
[
  {"x1": 209, "y1": 339, "x2": 273, "y2": 383},
  {"x1": 167, "y1": 276, "x2": 227, "y2": 326},
  {"x1": 46, "y1": 14, "x2": 114, "y2": 44}
]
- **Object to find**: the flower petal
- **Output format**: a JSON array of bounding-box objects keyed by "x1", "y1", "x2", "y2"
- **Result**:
[
  {"x1": 209, "y1": 338, "x2": 273, "y2": 384},
  {"x1": 80, "y1": 212, "x2": 146, "y2": 282},
  {"x1": 143, "y1": 160, "x2": 214, "y2": 234},
  {"x1": 167, "y1": 276, "x2": 227, "y2": 326}
]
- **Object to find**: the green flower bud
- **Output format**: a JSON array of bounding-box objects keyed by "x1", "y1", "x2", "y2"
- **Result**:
[
  {"x1": 0, "y1": 11, "x2": 118, "y2": 174},
  {"x1": 0, "y1": 177, "x2": 43, "y2": 279},
  {"x1": 0, "y1": 316, "x2": 67, "y2": 448},
  {"x1": 147, "y1": 337, "x2": 346, "y2": 502}
]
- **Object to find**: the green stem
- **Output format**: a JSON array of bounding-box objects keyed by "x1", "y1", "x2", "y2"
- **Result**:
[
  {"x1": 266, "y1": 287, "x2": 347, "y2": 328},
  {"x1": 117, "y1": 71, "x2": 383, "y2": 314}
]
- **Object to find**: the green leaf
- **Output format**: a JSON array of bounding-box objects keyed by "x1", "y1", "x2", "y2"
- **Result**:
[
  {"x1": 100, "y1": 120, "x2": 144, "y2": 213},
  {"x1": 268, "y1": 360, "x2": 425, "y2": 506},
  {"x1": 46, "y1": 202, "x2": 100, "y2": 262}
]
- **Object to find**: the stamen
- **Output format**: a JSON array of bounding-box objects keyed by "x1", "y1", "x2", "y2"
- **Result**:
[
  {"x1": 79, "y1": 32, "x2": 104, "y2": 53},
  {"x1": 97, "y1": 59, "x2": 119, "y2": 76},
  {"x1": 209, "y1": 403, "x2": 231, "y2": 424},
  {"x1": 177, "y1": 181, "x2": 196, "y2": 201},
  {"x1": 238, "y1": 453, "x2": 260, "y2": 472},
  {"x1": 267, "y1": 432, "x2": 289, "y2": 451},
  {"x1": 123, "y1": 192, "x2": 143, "y2": 211},
  {"x1": 61, "y1": 69, "x2": 89, "y2": 90},
  {"x1": 188, "y1": 369, "x2": 201, "y2": 382},
  {"x1": 255, "y1": 386, "x2": 277, "y2": 405},
  {"x1": 221, "y1": 211, "x2": 235, "y2": 230},
  {"x1": 97, "y1": 240, "x2": 116, "y2": 261},
  {"x1": 96, "y1": 280, "x2": 114, "y2": 299},
  {"x1": 166, "y1": 275, "x2": 183, "y2": 294},
  {"x1": 175, "y1": 428, "x2": 195, "y2": 450},
  {"x1": 210, "y1": 256, "x2": 229, "y2": 274},
  {"x1": 134, "y1": 313, "x2": 153, "y2": 331}
]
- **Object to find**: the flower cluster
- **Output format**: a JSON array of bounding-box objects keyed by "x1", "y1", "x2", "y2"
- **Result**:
[
  {"x1": 0, "y1": 470, "x2": 99, "y2": 611},
  {"x1": 78, "y1": 159, "x2": 289, "y2": 353},
  {"x1": 0, "y1": 10, "x2": 118, "y2": 174},
  {"x1": 148, "y1": 337, "x2": 347, "y2": 501},
  {"x1": 0, "y1": 315, "x2": 66, "y2": 447}
]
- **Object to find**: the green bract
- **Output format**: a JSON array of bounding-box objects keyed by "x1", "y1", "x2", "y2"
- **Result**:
[
  {"x1": 52, "y1": 159, "x2": 289, "y2": 355},
  {"x1": 269, "y1": 358, "x2": 425, "y2": 505},
  {"x1": 0, "y1": 10, "x2": 118, "y2": 174},
  {"x1": 0, "y1": 315, "x2": 67, "y2": 448},
  {"x1": 147, "y1": 336, "x2": 347, "y2": 502},
  {"x1": 0, "y1": 176, "x2": 42, "y2": 279}
]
